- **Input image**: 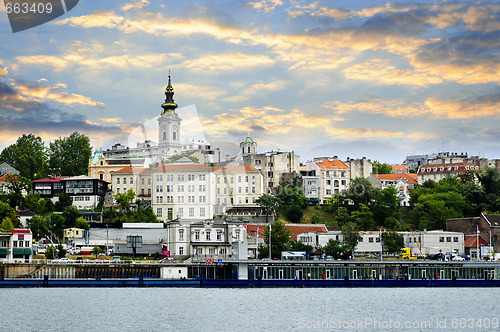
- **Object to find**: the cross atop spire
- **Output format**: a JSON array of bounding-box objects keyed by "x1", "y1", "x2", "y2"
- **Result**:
[{"x1": 161, "y1": 70, "x2": 178, "y2": 114}]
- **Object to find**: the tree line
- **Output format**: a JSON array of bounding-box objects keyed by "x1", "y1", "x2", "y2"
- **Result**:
[{"x1": 0, "y1": 132, "x2": 92, "y2": 181}]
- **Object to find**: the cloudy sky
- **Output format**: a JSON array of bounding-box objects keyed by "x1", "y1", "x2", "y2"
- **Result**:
[{"x1": 1, "y1": 0, "x2": 500, "y2": 163}]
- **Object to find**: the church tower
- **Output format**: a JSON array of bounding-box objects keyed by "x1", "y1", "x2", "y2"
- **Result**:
[
  {"x1": 158, "y1": 71, "x2": 182, "y2": 159},
  {"x1": 240, "y1": 133, "x2": 257, "y2": 156}
]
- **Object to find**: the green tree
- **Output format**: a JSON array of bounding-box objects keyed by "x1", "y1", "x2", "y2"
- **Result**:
[
  {"x1": 256, "y1": 194, "x2": 280, "y2": 223},
  {"x1": 45, "y1": 245, "x2": 56, "y2": 260},
  {"x1": 92, "y1": 246, "x2": 101, "y2": 259},
  {"x1": 75, "y1": 217, "x2": 89, "y2": 230},
  {"x1": 334, "y1": 206, "x2": 351, "y2": 226},
  {"x1": 323, "y1": 239, "x2": 351, "y2": 260},
  {"x1": 263, "y1": 221, "x2": 291, "y2": 259},
  {"x1": 28, "y1": 215, "x2": 48, "y2": 240},
  {"x1": 55, "y1": 193, "x2": 72, "y2": 211},
  {"x1": 0, "y1": 218, "x2": 14, "y2": 231},
  {"x1": 341, "y1": 222, "x2": 361, "y2": 254},
  {"x1": 371, "y1": 187, "x2": 400, "y2": 226},
  {"x1": 0, "y1": 201, "x2": 20, "y2": 227},
  {"x1": 22, "y1": 193, "x2": 53, "y2": 215},
  {"x1": 351, "y1": 204, "x2": 375, "y2": 230},
  {"x1": 371, "y1": 161, "x2": 392, "y2": 174},
  {"x1": 5, "y1": 174, "x2": 31, "y2": 209},
  {"x1": 381, "y1": 230, "x2": 404, "y2": 254},
  {"x1": 50, "y1": 213, "x2": 65, "y2": 239},
  {"x1": 114, "y1": 189, "x2": 136, "y2": 212},
  {"x1": 63, "y1": 206, "x2": 80, "y2": 228},
  {"x1": 0, "y1": 134, "x2": 47, "y2": 180},
  {"x1": 48, "y1": 132, "x2": 92, "y2": 176},
  {"x1": 310, "y1": 214, "x2": 321, "y2": 224},
  {"x1": 289, "y1": 240, "x2": 313, "y2": 255},
  {"x1": 56, "y1": 243, "x2": 66, "y2": 258}
]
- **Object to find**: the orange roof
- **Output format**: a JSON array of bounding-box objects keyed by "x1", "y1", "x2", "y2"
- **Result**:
[
  {"x1": 115, "y1": 167, "x2": 151, "y2": 174},
  {"x1": 211, "y1": 165, "x2": 259, "y2": 173},
  {"x1": 374, "y1": 173, "x2": 417, "y2": 185},
  {"x1": 0, "y1": 173, "x2": 17, "y2": 182},
  {"x1": 286, "y1": 224, "x2": 328, "y2": 240},
  {"x1": 154, "y1": 164, "x2": 210, "y2": 171},
  {"x1": 316, "y1": 159, "x2": 349, "y2": 169},
  {"x1": 390, "y1": 165, "x2": 408, "y2": 171}
]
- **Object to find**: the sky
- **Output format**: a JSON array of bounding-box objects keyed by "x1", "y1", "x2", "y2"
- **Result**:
[{"x1": 1, "y1": 0, "x2": 500, "y2": 164}]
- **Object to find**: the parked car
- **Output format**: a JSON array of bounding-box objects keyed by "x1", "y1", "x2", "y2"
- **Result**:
[
  {"x1": 430, "y1": 253, "x2": 444, "y2": 261},
  {"x1": 75, "y1": 257, "x2": 84, "y2": 263},
  {"x1": 451, "y1": 255, "x2": 465, "y2": 261},
  {"x1": 159, "y1": 257, "x2": 175, "y2": 264},
  {"x1": 52, "y1": 258, "x2": 74, "y2": 264}
]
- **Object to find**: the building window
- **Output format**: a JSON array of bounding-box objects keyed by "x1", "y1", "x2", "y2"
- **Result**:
[
  {"x1": 446, "y1": 237, "x2": 451, "y2": 242},
  {"x1": 178, "y1": 208, "x2": 183, "y2": 217},
  {"x1": 376, "y1": 237, "x2": 380, "y2": 243},
  {"x1": 206, "y1": 231, "x2": 211, "y2": 241},
  {"x1": 179, "y1": 247, "x2": 184, "y2": 255},
  {"x1": 189, "y1": 208, "x2": 194, "y2": 217},
  {"x1": 453, "y1": 237, "x2": 458, "y2": 242},
  {"x1": 123, "y1": 178, "x2": 127, "y2": 185},
  {"x1": 199, "y1": 174, "x2": 206, "y2": 181},
  {"x1": 209, "y1": 248, "x2": 215, "y2": 255},
  {"x1": 235, "y1": 229, "x2": 240, "y2": 240},
  {"x1": 130, "y1": 178, "x2": 133, "y2": 184},
  {"x1": 156, "y1": 208, "x2": 162, "y2": 217},
  {"x1": 178, "y1": 229, "x2": 184, "y2": 240},
  {"x1": 369, "y1": 237, "x2": 374, "y2": 243},
  {"x1": 117, "y1": 178, "x2": 120, "y2": 184},
  {"x1": 439, "y1": 237, "x2": 444, "y2": 242},
  {"x1": 200, "y1": 207, "x2": 205, "y2": 217},
  {"x1": 178, "y1": 175, "x2": 184, "y2": 182},
  {"x1": 195, "y1": 231, "x2": 200, "y2": 240},
  {"x1": 217, "y1": 231, "x2": 222, "y2": 240}
]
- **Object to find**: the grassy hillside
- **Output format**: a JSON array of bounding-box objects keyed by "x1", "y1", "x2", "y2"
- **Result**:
[{"x1": 278, "y1": 205, "x2": 338, "y2": 226}]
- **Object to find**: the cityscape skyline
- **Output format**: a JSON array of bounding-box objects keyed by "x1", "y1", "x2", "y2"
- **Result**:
[{"x1": 1, "y1": 0, "x2": 500, "y2": 164}]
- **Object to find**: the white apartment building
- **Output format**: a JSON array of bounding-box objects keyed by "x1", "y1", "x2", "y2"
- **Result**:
[
  {"x1": 165, "y1": 219, "x2": 246, "y2": 259},
  {"x1": 306, "y1": 159, "x2": 350, "y2": 204},
  {"x1": 417, "y1": 162, "x2": 480, "y2": 184},
  {"x1": 0, "y1": 229, "x2": 33, "y2": 263},
  {"x1": 212, "y1": 165, "x2": 264, "y2": 216},
  {"x1": 151, "y1": 157, "x2": 216, "y2": 221},
  {"x1": 368, "y1": 173, "x2": 418, "y2": 206},
  {"x1": 111, "y1": 167, "x2": 152, "y2": 202}
]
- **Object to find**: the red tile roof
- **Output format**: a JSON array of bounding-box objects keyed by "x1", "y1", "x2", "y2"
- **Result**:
[
  {"x1": 464, "y1": 235, "x2": 488, "y2": 248},
  {"x1": 374, "y1": 173, "x2": 418, "y2": 185},
  {"x1": 12, "y1": 229, "x2": 31, "y2": 234},
  {"x1": 32, "y1": 176, "x2": 69, "y2": 183},
  {"x1": 211, "y1": 165, "x2": 259, "y2": 172},
  {"x1": 390, "y1": 165, "x2": 408, "y2": 171},
  {"x1": 115, "y1": 167, "x2": 151, "y2": 174},
  {"x1": 316, "y1": 159, "x2": 349, "y2": 169}
]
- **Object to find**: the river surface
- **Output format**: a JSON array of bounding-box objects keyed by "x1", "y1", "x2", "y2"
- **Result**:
[{"x1": 0, "y1": 288, "x2": 499, "y2": 331}]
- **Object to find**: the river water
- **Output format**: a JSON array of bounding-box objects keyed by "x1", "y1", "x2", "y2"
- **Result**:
[{"x1": 0, "y1": 288, "x2": 498, "y2": 331}]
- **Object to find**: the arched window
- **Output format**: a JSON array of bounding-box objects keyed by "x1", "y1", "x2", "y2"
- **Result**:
[
  {"x1": 247, "y1": 146, "x2": 250, "y2": 153},
  {"x1": 334, "y1": 180, "x2": 339, "y2": 187},
  {"x1": 163, "y1": 131, "x2": 167, "y2": 140}
]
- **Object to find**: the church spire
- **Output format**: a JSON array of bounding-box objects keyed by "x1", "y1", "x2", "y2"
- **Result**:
[{"x1": 161, "y1": 70, "x2": 178, "y2": 114}]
